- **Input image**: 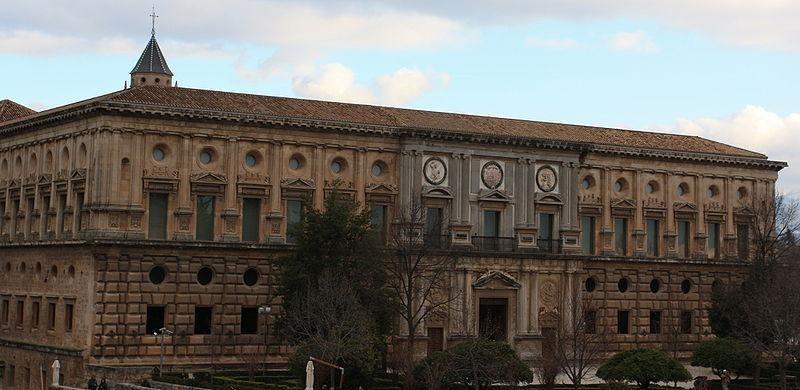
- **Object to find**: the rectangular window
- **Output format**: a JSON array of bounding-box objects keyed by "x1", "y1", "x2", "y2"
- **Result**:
[
  {"x1": 194, "y1": 306, "x2": 213, "y2": 335},
  {"x1": 680, "y1": 311, "x2": 693, "y2": 334},
  {"x1": 196, "y1": 195, "x2": 215, "y2": 241},
  {"x1": 145, "y1": 305, "x2": 165, "y2": 335},
  {"x1": 617, "y1": 310, "x2": 630, "y2": 334},
  {"x1": 32, "y1": 301, "x2": 40, "y2": 328},
  {"x1": 649, "y1": 310, "x2": 662, "y2": 334},
  {"x1": 0, "y1": 202, "x2": 4, "y2": 234},
  {"x1": 75, "y1": 192, "x2": 84, "y2": 231},
  {"x1": 425, "y1": 207, "x2": 443, "y2": 237},
  {"x1": 64, "y1": 303, "x2": 74, "y2": 332},
  {"x1": 427, "y1": 327, "x2": 444, "y2": 355},
  {"x1": 483, "y1": 210, "x2": 500, "y2": 237},
  {"x1": 240, "y1": 307, "x2": 258, "y2": 335},
  {"x1": 614, "y1": 218, "x2": 628, "y2": 255},
  {"x1": 370, "y1": 204, "x2": 387, "y2": 242},
  {"x1": 42, "y1": 196, "x2": 50, "y2": 234},
  {"x1": 15, "y1": 300, "x2": 23, "y2": 327},
  {"x1": 708, "y1": 223, "x2": 720, "y2": 259},
  {"x1": 539, "y1": 213, "x2": 554, "y2": 240},
  {"x1": 646, "y1": 219, "x2": 660, "y2": 257},
  {"x1": 581, "y1": 216, "x2": 595, "y2": 255},
  {"x1": 48, "y1": 302, "x2": 56, "y2": 330},
  {"x1": 242, "y1": 198, "x2": 261, "y2": 242},
  {"x1": 26, "y1": 198, "x2": 34, "y2": 237},
  {"x1": 148, "y1": 193, "x2": 168, "y2": 239},
  {"x1": 286, "y1": 199, "x2": 303, "y2": 243},
  {"x1": 677, "y1": 221, "x2": 690, "y2": 259},
  {"x1": 58, "y1": 194, "x2": 67, "y2": 234},
  {"x1": 1, "y1": 299, "x2": 8, "y2": 325},
  {"x1": 584, "y1": 310, "x2": 597, "y2": 334},
  {"x1": 737, "y1": 224, "x2": 749, "y2": 260},
  {"x1": 8, "y1": 364, "x2": 15, "y2": 386}
]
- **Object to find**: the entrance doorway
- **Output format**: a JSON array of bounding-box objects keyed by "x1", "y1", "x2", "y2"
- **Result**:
[{"x1": 479, "y1": 298, "x2": 508, "y2": 342}]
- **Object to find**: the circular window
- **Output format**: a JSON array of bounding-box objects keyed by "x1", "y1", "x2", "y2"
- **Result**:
[
  {"x1": 140, "y1": 77, "x2": 146, "y2": 83},
  {"x1": 51, "y1": 265, "x2": 58, "y2": 276},
  {"x1": 645, "y1": 181, "x2": 659, "y2": 194},
  {"x1": 152, "y1": 146, "x2": 166, "y2": 162},
  {"x1": 68, "y1": 265, "x2": 75, "y2": 278},
  {"x1": 330, "y1": 159, "x2": 343, "y2": 174},
  {"x1": 245, "y1": 152, "x2": 258, "y2": 168},
  {"x1": 650, "y1": 279, "x2": 661, "y2": 293},
  {"x1": 681, "y1": 279, "x2": 692, "y2": 294},
  {"x1": 618, "y1": 278, "x2": 629, "y2": 293},
  {"x1": 677, "y1": 183, "x2": 689, "y2": 196},
  {"x1": 149, "y1": 266, "x2": 166, "y2": 285},
  {"x1": 581, "y1": 176, "x2": 594, "y2": 190},
  {"x1": 372, "y1": 162, "x2": 383, "y2": 177},
  {"x1": 155, "y1": 78, "x2": 161, "y2": 84},
  {"x1": 707, "y1": 185, "x2": 719, "y2": 199},
  {"x1": 289, "y1": 155, "x2": 303, "y2": 170},
  {"x1": 243, "y1": 268, "x2": 259, "y2": 286},
  {"x1": 614, "y1": 179, "x2": 626, "y2": 193},
  {"x1": 199, "y1": 149, "x2": 214, "y2": 165},
  {"x1": 197, "y1": 267, "x2": 214, "y2": 285},
  {"x1": 737, "y1": 187, "x2": 748, "y2": 200},
  {"x1": 585, "y1": 277, "x2": 597, "y2": 292}
]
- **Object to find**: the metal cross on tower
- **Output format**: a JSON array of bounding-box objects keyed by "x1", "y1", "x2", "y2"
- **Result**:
[{"x1": 150, "y1": 5, "x2": 158, "y2": 36}]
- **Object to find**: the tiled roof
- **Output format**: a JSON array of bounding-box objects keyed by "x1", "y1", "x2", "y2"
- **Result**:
[
  {"x1": 105, "y1": 86, "x2": 765, "y2": 159},
  {"x1": 130, "y1": 35, "x2": 173, "y2": 76},
  {"x1": 0, "y1": 99, "x2": 36, "y2": 123}
]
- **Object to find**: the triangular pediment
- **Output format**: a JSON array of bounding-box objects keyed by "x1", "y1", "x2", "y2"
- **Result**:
[
  {"x1": 422, "y1": 185, "x2": 453, "y2": 199},
  {"x1": 37, "y1": 174, "x2": 52, "y2": 184},
  {"x1": 673, "y1": 202, "x2": 698, "y2": 212},
  {"x1": 365, "y1": 182, "x2": 398, "y2": 194},
  {"x1": 472, "y1": 270, "x2": 521, "y2": 289},
  {"x1": 537, "y1": 193, "x2": 563, "y2": 205},
  {"x1": 70, "y1": 168, "x2": 87, "y2": 179},
  {"x1": 611, "y1": 198, "x2": 636, "y2": 209},
  {"x1": 478, "y1": 189, "x2": 511, "y2": 202},
  {"x1": 191, "y1": 172, "x2": 227, "y2": 184},
  {"x1": 281, "y1": 177, "x2": 315, "y2": 189}
]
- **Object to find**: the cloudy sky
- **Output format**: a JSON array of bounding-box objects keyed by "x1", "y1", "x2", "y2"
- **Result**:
[{"x1": 1, "y1": 0, "x2": 798, "y2": 193}]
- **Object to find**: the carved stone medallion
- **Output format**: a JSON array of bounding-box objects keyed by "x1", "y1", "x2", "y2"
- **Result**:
[
  {"x1": 536, "y1": 166, "x2": 557, "y2": 192},
  {"x1": 481, "y1": 161, "x2": 504, "y2": 189},
  {"x1": 540, "y1": 279, "x2": 557, "y2": 306},
  {"x1": 424, "y1": 157, "x2": 447, "y2": 185}
]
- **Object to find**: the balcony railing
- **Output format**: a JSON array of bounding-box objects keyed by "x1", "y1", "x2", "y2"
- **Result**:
[
  {"x1": 471, "y1": 236, "x2": 517, "y2": 252},
  {"x1": 423, "y1": 234, "x2": 452, "y2": 250},
  {"x1": 536, "y1": 239, "x2": 562, "y2": 254}
]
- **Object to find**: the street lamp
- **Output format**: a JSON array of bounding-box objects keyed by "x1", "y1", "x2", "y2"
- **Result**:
[
  {"x1": 258, "y1": 306, "x2": 272, "y2": 377},
  {"x1": 154, "y1": 327, "x2": 174, "y2": 376}
]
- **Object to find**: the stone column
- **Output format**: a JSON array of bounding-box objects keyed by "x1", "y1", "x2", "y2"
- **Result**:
[
  {"x1": 695, "y1": 174, "x2": 707, "y2": 258},
  {"x1": 633, "y1": 169, "x2": 646, "y2": 257},
  {"x1": 665, "y1": 172, "x2": 677, "y2": 257},
  {"x1": 600, "y1": 167, "x2": 614, "y2": 255},
  {"x1": 313, "y1": 145, "x2": 324, "y2": 209},
  {"x1": 221, "y1": 137, "x2": 239, "y2": 242},
  {"x1": 266, "y1": 141, "x2": 283, "y2": 243},
  {"x1": 354, "y1": 148, "x2": 366, "y2": 205}
]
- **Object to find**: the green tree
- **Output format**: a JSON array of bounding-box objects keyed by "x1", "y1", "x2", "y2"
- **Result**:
[
  {"x1": 596, "y1": 348, "x2": 691, "y2": 389},
  {"x1": 414, "y1": 338, "x2": 533, "y2": 390},
  {"x1": 691, "y1": 337, "x2": 756, "y2": 379}
]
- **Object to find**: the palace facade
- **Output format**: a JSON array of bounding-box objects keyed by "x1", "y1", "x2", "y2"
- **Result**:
[{"x1": 0, "y1": 32, "x2": 786, "y2": 388}]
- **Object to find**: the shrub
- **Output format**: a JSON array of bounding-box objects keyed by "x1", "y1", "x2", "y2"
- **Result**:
[
  {"x1": 691, "y1": 337, "x2": 756, "y2": 378},
  {"x1": 596, "y1": 348, "x2": 691, "y2": 389},
  {"x1": 414, "y1": 338, "x2": 533, "y2": 389}
]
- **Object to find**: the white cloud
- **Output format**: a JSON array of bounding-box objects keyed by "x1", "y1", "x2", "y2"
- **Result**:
[
  {"x1": 525, "y1": 36, "x2": 580, "y2": 49},
  {"x1": 292, "y1": 64, "x2": 448, "y2": 106},
  {"x1": 0, "y1": 30, "x2": 137, "y2": 56},
  {"x1": 608, "y1": 31, "x2": 657, "y2": 52},
  {"x1": 654, "y1": 105, "x2": 800, "y2": 194}
]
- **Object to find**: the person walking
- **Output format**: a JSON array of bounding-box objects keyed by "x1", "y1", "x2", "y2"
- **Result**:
[
  {"x1": 98, "y1": 378, "x2": 108, "y2": 390},
  {"x1": 87, "y1": 376, "x2": 98, "y2": 390}
]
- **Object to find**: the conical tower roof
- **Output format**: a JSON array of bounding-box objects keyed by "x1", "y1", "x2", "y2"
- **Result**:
[{"x1": 130, "y1": 34, "x2": 173, "y2": 76}]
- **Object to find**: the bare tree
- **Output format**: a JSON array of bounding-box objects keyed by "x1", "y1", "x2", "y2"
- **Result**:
[
  {"x1": 556, "y1": 292, "x2": 606, "y2": 389},
  {"x1": 383, "y1": 201, "x2": 460, "y2": 389},
  {"x1": 749, "y1": 193, "x2": 800, "y2": 265}
]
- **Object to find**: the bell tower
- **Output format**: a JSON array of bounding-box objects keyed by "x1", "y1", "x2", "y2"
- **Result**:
[{"x1": 130, "y1": 7, "x2": 173, "y2": 87}]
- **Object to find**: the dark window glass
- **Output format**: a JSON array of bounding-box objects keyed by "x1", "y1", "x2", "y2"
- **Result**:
[
  {"x1": 64, "y1": 303, "x2": 73, "y2": 332},
  {"x1": 26, "y1": 198, "x2": 34, "y2": 237},
  {"x1": 241, "y1": 307, "x2": 258, "y2": 334},
  {"x1": 149, "y1": 266, "x2": 166, "y2": 285},
  {"x1": 427, "y1": 327, "x2": 444, "y2": 355},
  {"x1": 0, "y1": 300, "x2": 7, "y2": 325},
  {"x1": 148, "y1": 193, "x2": 168, "y2": 239},
  {"x1": 75, "y1": 193, "x2": 84, "y2": 232},
  {"x1": 649, "y1": 310, "x2": 662, "y2": 334},
  {"x1": 58, "y1": 194, "x2": 67, "y2": 233},
  {"x1": 243, "y1": 268, "x2": 259, "y2": 286},
  {"x1": 42, "y1": 196, "x2": 50, "y2": 234},
  {"x1": 737, "y1": 224, "x2": 749, "y2": 260},
  {"x1": 286, "y1": 200, "x2": 303, "y2": 243},
  {"x1": 708, "y1": 223, "x2": 720, "y2": 259},
  {"x1": 614, "y1": 218, "x2": 628, "y2": 255},
  {"x1": 581, "y1": 216, "x2": 595, "y2": 254},
  {"x1": 425, "y1": 207, "x2": 443, "y2": 237},
  {"x1": 646, "y1": 219, "x2": 660, "y2": 257},
  {"x1": 194, "y1": 306, "x2": 213, "y2": 334},
  {"x1": 585, "y1": 277, "x2": 597, "y2": 292},
  {"x1": 650, "y1": 279, "x2": 661, "y2": 293},
  {"x1": 617, "y1": 310, "x2": 630, "y2": 334},
  {"x1": 31, "y1": 301, "x2": 40, "y2": 328},
  {"x1": 370, "y1": 204, "x2": 387, "y2": 242},
  {"x1": 680, "y1": 311, "x2": 693, "y2": 334},
  {"x1": 146, "y1": 306, "x2": 165, "y2": 335},
  {"x1": 484, "y1": 210, "x2": 500, "y2": 237},
  {"x1": 677, "y1": 220, "x2": 690, "y2": 259},
  {"x1": 48, "y1": 302, "x2": 56, "y2": 330},
  {"x1": 681, "y1": 279, "x2": 692, "y2": 294},
  {"x1": 618, "y1": 278, "x2": 629, "y2": 293},
  {"x1": 196, "y1": 195, "x2": 215, "y2": 241},
  {"x1": 242, "y1": 198, "x2": 261, "y2": 242},
  {"x1": 15, "y1": 301, "x2": 23, "y2": 327},
  {"x1": 197, "y1": 267, "x2": 214, "y2": 285},
  {"x1": 539, "y1": 213, "x2": 554, "y2": 240},
  {"x1": 585, "y1": 310, "x2": 597, "y2": 334}
]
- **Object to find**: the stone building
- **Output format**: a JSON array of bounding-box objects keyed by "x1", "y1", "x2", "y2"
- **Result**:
[{"x1": 0, "y1": 31, "x2": 786, "y2": 388}]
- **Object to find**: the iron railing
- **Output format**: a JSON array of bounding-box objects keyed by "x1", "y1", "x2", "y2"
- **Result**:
[{"x1": 471, "y1": 236, "x2": 517, "y2": 252}]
